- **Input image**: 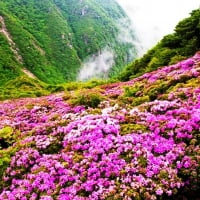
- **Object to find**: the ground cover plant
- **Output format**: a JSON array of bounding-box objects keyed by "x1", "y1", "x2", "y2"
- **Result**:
[{"x1": 0, "y1": 53, "x2": 200, "y2": 199}]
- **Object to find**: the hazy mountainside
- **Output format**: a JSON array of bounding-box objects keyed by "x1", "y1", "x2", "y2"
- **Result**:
[
  {"x1": 0, "y1": 0, "x2": 136, "y2": 85},
  {"x1": 119, "y1": 9, "x2": 200, "y2": 81},
  {"x1": 0, "y1": 52, "x2": 200, "y2": 199}
]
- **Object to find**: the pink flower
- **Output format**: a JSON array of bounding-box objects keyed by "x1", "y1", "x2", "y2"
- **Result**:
[{"x1": 156, "y1": 188, "x2": 163, "y2": 195}]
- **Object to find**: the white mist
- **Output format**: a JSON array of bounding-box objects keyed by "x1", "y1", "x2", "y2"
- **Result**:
[{"x1": 77, "y1": 48, "x2": 115, "y2": 81}]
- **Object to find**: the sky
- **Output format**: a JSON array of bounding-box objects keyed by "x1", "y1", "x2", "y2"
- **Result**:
[{"x1": 116, "y1": 0, "x2": 200, "y2": 56}]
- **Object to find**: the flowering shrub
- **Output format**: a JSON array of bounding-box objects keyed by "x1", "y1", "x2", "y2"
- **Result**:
[{"x1": 0, "y1": 53, "x2": 200, "y2": 199}]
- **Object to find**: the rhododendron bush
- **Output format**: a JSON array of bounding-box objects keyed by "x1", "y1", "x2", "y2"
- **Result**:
[{"x1": 0, "y1": 53, "x2": 200, "y2": 199}]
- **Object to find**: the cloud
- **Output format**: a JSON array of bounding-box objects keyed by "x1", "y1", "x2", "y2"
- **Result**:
[
  {"x1": 116, "y1": 18, "x2": 140, "y2": 59},
  {"x1": 116, "y1": 0, "x2": 200, "y2": 56},
  {"x1": 77, "y1": 48, "x2": 115, "y2": 81}
]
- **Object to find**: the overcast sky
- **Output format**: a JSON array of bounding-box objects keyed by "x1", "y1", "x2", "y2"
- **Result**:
[{"x1": 116, "y1": 0, "x2": 200, "y2": 55}]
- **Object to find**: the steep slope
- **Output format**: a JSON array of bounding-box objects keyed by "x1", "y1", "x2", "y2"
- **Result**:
[
  {"x1": 120, "y1": 8, "x2": 200, "y2": 81},
  {"x1": 0, "y1": 52, "x2": 200, "y2": 199},
  {"x1": 0, "y1": 16, "x2": 22, "y2": 86},
  {"x1": 0, "y1": 0, "x2": 136, "y2": 84}
]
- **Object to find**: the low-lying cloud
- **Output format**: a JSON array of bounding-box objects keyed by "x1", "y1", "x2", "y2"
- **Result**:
[
  {"x1": 117, "y1": 18, "x2": 140, "y2": 59},
  {"x1": 117, "y1": 18, "x2": 135, "y2": 45},
  {"x1": 77, "y1": 48, "x2": 115, "y2": 81}
]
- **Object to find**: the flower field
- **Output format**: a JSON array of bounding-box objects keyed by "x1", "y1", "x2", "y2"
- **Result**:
[{"x1": 0, "y1": 53, "x2": 200, "y2": 199}]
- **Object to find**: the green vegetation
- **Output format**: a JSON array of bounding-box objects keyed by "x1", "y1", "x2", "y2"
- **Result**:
[
  {"x1": 0, "y1": 76, "x2": 50, "y2": 100},
  {"x1": 120, "y1": 123, "x2": 147, "y2": 135},
  {"x1": 68, "y1": 88, "x2": 104, "y2": 108},
  {"x1": 0, "y1": 74, "x2": 114, "y2": 101},
  {"x1": 119, "y1": 9, "x2": 200, "y2": 81},
  {"x1": 0, "y1": 0, "x2": 136, "y2": 85},
  {"x1": 64, "y1": 79, "x2": 110, "y2": 91},
  {"x1": 0, "y1": 126, "x2": 20, "y2": 187},
  {"x1": 0, "y1": 126, "x2": 15, "y2": 148},
  {"x1": 124, "y1": 83, "x2": 144, "y2": 97},
  {"x1": 0, "y1": 33, "x2": 22, "y2": 85}
]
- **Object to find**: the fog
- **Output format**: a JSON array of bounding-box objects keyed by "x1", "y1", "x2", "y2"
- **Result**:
[
  {"x1": 117, "y1": 18, "x2": 139, "y2": 59},
  {"x1": 117, "y1": 0, "x2": 200, "y2": 56},
  {"x1": 77, "y1": 48, "x2": 115, "y2": 81}
]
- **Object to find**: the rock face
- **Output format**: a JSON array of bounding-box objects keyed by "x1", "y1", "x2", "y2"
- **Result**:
[{"x1": 0, "y1": 0, "x2": 137, "y2": 84}]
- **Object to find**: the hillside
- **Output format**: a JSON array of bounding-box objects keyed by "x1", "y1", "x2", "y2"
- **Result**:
[
  {"x1": 119, "y1": 9, "x2": 200, "y2": 81},
  {"x1": 0, "y1": 52, "x2": 200, "y2": 199},
  {"x1": 0, "y1": 0, "x2": 136, "y2": 85}
]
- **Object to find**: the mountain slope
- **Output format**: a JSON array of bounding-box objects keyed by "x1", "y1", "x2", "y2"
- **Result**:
[
  {"x1": 0, "y1": 52, "x2": 200, "y2": 199},
  {"x1": 0, "y1": 0, "x2": 136, "y2": 85},
  {"x1": 119, "y1": 8, "x2": 200, "y2": 81}
]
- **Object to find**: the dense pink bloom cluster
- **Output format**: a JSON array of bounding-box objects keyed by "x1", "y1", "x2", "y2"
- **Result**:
[
  {"x1": 103, "y1": 52, "x2": 200, "y2": 97},
  {"x1": 0, "y1": 53, "x2": 200, "y2": 199}
]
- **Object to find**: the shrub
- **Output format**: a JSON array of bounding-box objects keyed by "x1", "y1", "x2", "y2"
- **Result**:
[
  {"x1": 0, "y1": 152, "x2": 11, "y2": 187},
  {"x1": 46, "y1": 85, "x2": 65, "y2": 93},
  {"x1": 146, "y1": 81, "x2": 169, "y2": 101},
  {"x1": 0, "y1": 127, "x2": 15, "y2": 149},
  {"x1": 132, "y1": 96, "x2": 150, "y2": 106},
  {"x1": 70, "y1": 89, "x2": 104, "y2": 108},
  {"x1": 120, "y1": 123, "x2": 147, "y2": 135},
  {"x1": 124, "y1": 83, "x2": 143, "y2": 97},
  {"x1": 82, "y1": 79, "x2": 107, "y2": 89},
  {"x1": 169, "y1": 55, "x2": 187, "y2": 65},
  {"x1": 65, "y1": 82, "x2": 81, "y2": 91}
]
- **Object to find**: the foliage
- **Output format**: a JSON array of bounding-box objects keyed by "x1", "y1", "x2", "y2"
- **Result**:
[
  {"x1": 64, "y1": 79, "x2": 109, "y2": 91},
  {"x1": 0, "y1": 75, "x2": 50, "y2": 100},
  {"x1": 124, "y1": 83, "x2": 144, "y2": 97},
  {"x1": 0, "y1": 34, "x2": 22, "y2": 85},
  {"x1": 0, "y1": 0, "x2": 136, "y2": 84},
  {"x1": 1, "y1": 2, "x2": 200, "y2": 199},
  {"x1": 0, "y1": 127, "x2": 14, "y2": 149},
  {"x1": 131, "y1": 96, "x2": 150, "y2": 106},
  {"x1": 70, "y1": 89, "x2": 104, "y2": 108}
]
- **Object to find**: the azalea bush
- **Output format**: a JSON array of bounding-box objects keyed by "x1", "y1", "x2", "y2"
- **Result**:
[{"x1": 0, "y1": 53, "x2": 200, "y2": 199}]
